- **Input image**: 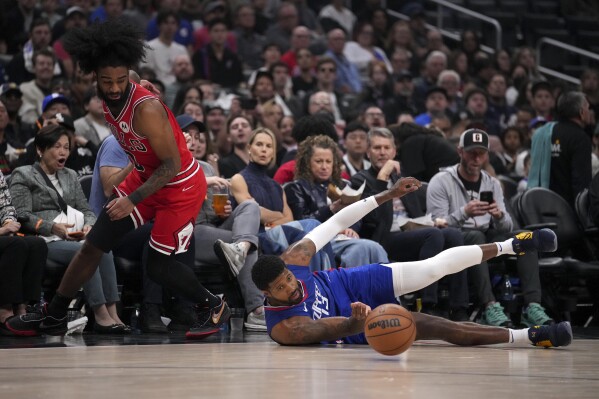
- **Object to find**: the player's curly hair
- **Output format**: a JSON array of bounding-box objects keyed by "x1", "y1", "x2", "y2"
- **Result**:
[
  {"x1": 294, "y1": 135, "x2": 342, "y2": 186},
  {"x1": 252, "y1": 255, "x2": 287, "y2": 291},
  {"x1": 62, "y1": 19, "x2": 147, "y2": 74}
]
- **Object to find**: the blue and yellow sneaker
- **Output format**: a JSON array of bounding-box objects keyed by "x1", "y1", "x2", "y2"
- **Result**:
[
  {"x1": 528, "y1": 321, "x2": 572, "y2": 348},
  {"x1": 512, "y1": 229, "x2": 558, "y2": 255}
]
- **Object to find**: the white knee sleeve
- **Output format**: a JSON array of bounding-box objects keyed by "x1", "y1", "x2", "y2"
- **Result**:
[{"x1": 382, "y1": 245, "x2": 483, "y2": 297}]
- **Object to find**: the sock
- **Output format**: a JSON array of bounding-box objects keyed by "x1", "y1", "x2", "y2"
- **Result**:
[
  {"x1": 495, "y1": 239, "x2": 515, "y2": 255},
  {"x1": 509, "y1": 328, "x2": 530, "y2": 345},
  {"x1": 47, "y1": 293, "x2": 72, "y2": 319}
]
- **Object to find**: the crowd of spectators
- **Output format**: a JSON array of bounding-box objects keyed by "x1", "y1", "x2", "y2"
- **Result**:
[{"x1": 0, "y1": 0, "x2": 598, "y2": 333}]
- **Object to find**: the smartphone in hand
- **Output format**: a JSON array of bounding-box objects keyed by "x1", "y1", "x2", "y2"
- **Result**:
[
  {"x1": 68, "y1": 231, "x2": 85, "y2": 240},
  {"x1": 479, "y1": 191, "x2": 494, "y2": 203}
]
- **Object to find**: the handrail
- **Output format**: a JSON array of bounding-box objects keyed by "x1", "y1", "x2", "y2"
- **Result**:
[
  {"x1": 536, "y1": 37, "x2": 599, "y2": 85},
  {"x1": 387, "y1": 0, "x2": 502, "y2": 53},
  {"x1": 428, "y1": 0, "x2": 502, "y2": 51}
]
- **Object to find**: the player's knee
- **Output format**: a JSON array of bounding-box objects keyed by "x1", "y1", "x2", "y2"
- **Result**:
[{"x1": 80, "y1": 240, "x2": 105, "y2": 260}]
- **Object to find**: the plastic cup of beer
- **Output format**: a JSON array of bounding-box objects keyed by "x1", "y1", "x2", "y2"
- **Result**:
[{"x1": 212, "y1": 186, "x2": 228, "y2": 217}]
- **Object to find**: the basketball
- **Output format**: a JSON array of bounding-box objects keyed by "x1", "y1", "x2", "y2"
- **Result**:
[{"x1": 364, "y1": 304, "x2": 416, "y2": 356}]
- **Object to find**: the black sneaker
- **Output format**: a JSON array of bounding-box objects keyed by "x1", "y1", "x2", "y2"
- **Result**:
[
  {"x1": 141, "y1": 303, "x2": 168, "y2": 334},
  {"x1": 512, "y1": 229, "x2": 558, "y2": 255},
  {"x1": 186, "y1": 299, "x2": 231, "y2": 339},
  {"x1": 528, "y1": 321, "x2": 573, "y2": 348},
  {"x1": 4, "y1": 306, "x2": 46, "y2": 336}
]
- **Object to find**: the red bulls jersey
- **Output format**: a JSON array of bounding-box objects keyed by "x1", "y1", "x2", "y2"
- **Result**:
[{"x1": 103, "y1": 82, "x2": 200, "y2": 186}]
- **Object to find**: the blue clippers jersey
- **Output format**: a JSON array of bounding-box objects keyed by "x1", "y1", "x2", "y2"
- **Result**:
[{"x1": 264, "y1": 264, "x2": 397, "y2": 344}]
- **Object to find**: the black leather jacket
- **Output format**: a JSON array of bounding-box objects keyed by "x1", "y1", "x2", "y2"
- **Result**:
[{"x1": 284, "y1": 179, "x2": 334, "y2": 223}]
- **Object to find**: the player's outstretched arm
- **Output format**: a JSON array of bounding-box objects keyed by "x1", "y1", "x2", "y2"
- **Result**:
[
  {"x1": 281, "y1": 177, "x2": 421, "y2": 267},
  {"x1": 271, "y1": 302, "x2": 371, "y2": 345}
]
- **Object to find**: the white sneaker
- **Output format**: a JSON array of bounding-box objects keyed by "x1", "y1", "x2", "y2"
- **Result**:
[
  {"x1": 66, "y1": 316, "x2": 88, "y2": 335},
  {"x1": 244, "y1": 310, "x2": 266, "y2": 332},
  {"x1": 214, "y1": 239, "x2": 246, "y2": 277}
]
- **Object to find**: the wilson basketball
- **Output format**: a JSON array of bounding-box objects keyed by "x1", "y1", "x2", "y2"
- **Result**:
[{"x1": 364, "y1": 304, "x2": 416, "y2": 356}]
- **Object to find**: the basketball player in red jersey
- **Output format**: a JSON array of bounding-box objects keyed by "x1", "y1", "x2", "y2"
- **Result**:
[{"x1": 6, "y1": 20, "x2": 230, "y2": 338}]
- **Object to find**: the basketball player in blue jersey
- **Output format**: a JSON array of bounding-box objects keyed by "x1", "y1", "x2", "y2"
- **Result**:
[{"x1": 252, "y1": 177, "x2": 573, "y2": 348}]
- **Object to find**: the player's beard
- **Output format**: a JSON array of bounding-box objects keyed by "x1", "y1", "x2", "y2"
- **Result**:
[{"x1": 97, "y1": 82, "x2": 131, "y2": 112}]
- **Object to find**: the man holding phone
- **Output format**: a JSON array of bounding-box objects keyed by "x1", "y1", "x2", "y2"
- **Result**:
[{"x1": 427, "y1": 129, "x2": 554, "y2": 328}]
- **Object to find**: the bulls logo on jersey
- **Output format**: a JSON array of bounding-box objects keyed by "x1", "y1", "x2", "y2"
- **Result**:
[{"x1": 119, "y1": 121, "x2": 130, "y2": 133}]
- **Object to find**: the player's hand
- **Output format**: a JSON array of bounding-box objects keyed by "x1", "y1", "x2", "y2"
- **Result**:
[
  {"x1": 105, "y1": 196, "x2": 135, "y2": 220},
  {"x1": 350, "y1": 302, "x2": 371, "y2": 322},
  {"x1": 51, "y1": 223, "x2": 75, "y2": 240},
  {"x1": 389, "y1": 177, "x2": 421, "y2": 198}
]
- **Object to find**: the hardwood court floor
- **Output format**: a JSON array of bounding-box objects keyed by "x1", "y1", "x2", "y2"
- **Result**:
[{"x1": 1, "y1": 330, "x2": 599, "y2": 399}]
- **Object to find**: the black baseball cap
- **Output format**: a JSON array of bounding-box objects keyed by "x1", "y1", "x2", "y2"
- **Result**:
[
  {"x1": 176, "y1": 114, "x2": 206, "y2": 132},
  {"x1": 459, "y1": 128, "x2": 489, "y2": 151}
]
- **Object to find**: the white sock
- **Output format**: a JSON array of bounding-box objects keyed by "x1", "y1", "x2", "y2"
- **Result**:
[
  {"x1": 495, "y1": 239, "x2": 515, "y2": 255},
  {"x1": 508, "y1": 328, "x2": 530, "y2": 345}
]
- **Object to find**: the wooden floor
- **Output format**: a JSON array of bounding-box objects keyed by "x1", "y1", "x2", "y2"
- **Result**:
[{"x1": 1, "y1": 331, "x2": 599, "y2": 398}]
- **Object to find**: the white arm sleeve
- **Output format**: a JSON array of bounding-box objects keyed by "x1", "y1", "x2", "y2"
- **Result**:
[{"x1": 304, "y1": 196, "x2": 379, "y2": 252}]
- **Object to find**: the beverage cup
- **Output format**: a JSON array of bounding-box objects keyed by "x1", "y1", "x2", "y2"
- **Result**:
[
  {"x1": 230, "y1": 308, "x2": 245, "y2": 332},
  {"x1": 212, "y1": 186, "x2": 229, "y2": 216}
]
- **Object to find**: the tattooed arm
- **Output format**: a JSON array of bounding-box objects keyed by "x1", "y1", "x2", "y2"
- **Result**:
[
  {"x1": 270, "y1": 302, "x2": 371, "y2": 345},
  {"x1": 105, "y1": 100, "x2": 181, "y2": 220}
]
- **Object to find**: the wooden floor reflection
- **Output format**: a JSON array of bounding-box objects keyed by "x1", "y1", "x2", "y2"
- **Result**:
[{"x1": 1, "y1": 330, "x2": 599, "y2": 398}]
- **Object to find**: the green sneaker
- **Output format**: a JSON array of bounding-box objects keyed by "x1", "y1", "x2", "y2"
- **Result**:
[
  {"x1": 480, "y1": 302, "x2": 514, "y2": 328},
  {"x1": 521, "y1": 303, "x2": 554, "y2": 327}
]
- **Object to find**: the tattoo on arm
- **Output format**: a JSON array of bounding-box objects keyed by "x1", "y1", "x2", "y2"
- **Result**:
[
  {"x1": 285, "y1": 317, "x2": 358, "y2": 345},
  {"x1": 129, "y1": 158, "x2": 177, "y2": 204}
]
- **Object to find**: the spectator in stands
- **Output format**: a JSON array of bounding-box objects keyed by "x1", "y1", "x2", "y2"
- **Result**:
[
  {"x1": 164, "y1": 54, "x2": 195, "y2": 110},
  {"x1": 251, "y1": 70, "x2": 293, "y2": 117},
  {"x1": 463, "y1": 88, "x2": 501, "y2": 136},
  {"x1": 233, "y1": 3, "x2": 267, "y2": 71},
  {"x1": 281, "y1": 26, "x2": 312, "y2": 75},
  {"x1": 10, "y1": 124, "x2": 129, "y2": 334},
  {"x1": 386, "y1": 21, "x2": 420, "y2": 72},
  {"x1": 494, "y1": 48, "x2": 512, "y2": 77},
  {"x1": 318, "y1": 0, "x2": 356, "y2": 36},
  {"x1": 4, "y1": 0, "x2": 42, "y2": 55},
  {"x1": 258, "y1": 101, "x2": 285, "y2": 158},
  {"x1": 278, "y1": 115, "x2": 297, "y2": 156},
  {"x1": 269, "y1": 61, "x2": 294, "y2": 106},
  {"x1": 0, "y1": 169, "x2": 47, "y2": 335},
  {"x1": 513, "y1": 47, "x2": 544, "y2": 82},
  {"x1": 179, "y1": 100, "x2": 205, "y2": 123},
  {"x1": 172, "y1": 84, "x2": 203, "y2": 118},
  {"x1": 342, "y1": 121, "x2": 370, "y2": 177},
  {"x1": 123, "y1": 0, "x2": 154, "y2": 33},
  {"x1": 0, "y1": 100, "x2": 26, "y2": 176},
  {"x1": 414, "y1": 87, "x2": 450, "y2": 127},
  {"x1": 306, "y1": 57, "x2": 348, "y2": 122},
  {"x1": 427, "y1": 128, "x2": 554, "y2": 328},
  {"x1": 205, "y1": 104, "x2": 229, "y2": 157},
  {"x1": 460, "y1": 30, "x2": 482, "y2": 74},
  {"x1": 527, "y1": 91, "x2": 593, "y2": 208},
  {"x1": 448, "y1": 50, "x2": 471, "y2": 89},
  {"x1": 382, "y1": 70, "x2": 417, "y2": 125},
  {"x1": 291, "y1": 48, "x2": 317, "y2": 98},
  {"x1": 487, "y1": 73, "x2": 517, "y2": 132},
  {"x1": 88, "y1": 134, "x2": 168, "y2": 333},
  {"x1": 325, "y1": 29, "x2": 362, "y2": 94},
  {"x1": 425, "y1": 29, "x2": 450, "y2": 57},
  {"x1": 494, "y1": 127, "x2": 525, "y2": 177},
  {"x1": 413, "y1": 51, "x2": 448, "y2": 113},
  {"x1": 183, "y1": 115, "x2": 219, "y2": 175},
  {"x1": 52, "y1": 7, "x2": 88, "y2": 80},
  {"x1": 389, "y1": 48, "x2": 413, "y2": 78},
  {"x1": 343, "y1": 21, "x2": 392, "y2": 85},
  {"x1": 265, "y1": 2, "x2": 300, "y2": 53},
  {"x1": 0, "y1": 84, "x2": 29, "y2": 146},
  {"x1": 350, "y1": 127, "x2": 468, "y2": 320},
  {"x1": 531, "y1": 81, "x2": 555, "y2": 120},
  {"x1": 362, "y1": 105, "x2": 386, "y2": 129},
  {"x1": 352, "y1": 60, "x2": 394, "y2": 112},
  {"x1": 146, "y1": 0, "x2": 194, "y2": 50},
  {"x1": 580, "y1": 68, "x2": 599, "y2": 118},
  {"x1": 74, "y1": 88, "x2": 111, "y2": 147},
  {"x1": 193, "y1": 18, "x2": 243, "y2": 90},
  {"x1": 437, "y1": 69, "x2": 464, "y2": 117},
  {"x1": 192, "y1": 1, "x2": 236, "y2": 52},
  {"x1": 285, "y1": 134, "x2": 389, "y2": 268},
  {"x1": 18, "y1": 49, "x2": 56, "y2": 125},
  {"x1": 6, "y1": 18, "x2": 65, "y2": 86},
  {"x1": 248, "y1": 43, "x2": 283, "y2": 87},
  {"x1": 219, "y1": 115, "x2": 254, "y2": 179}
]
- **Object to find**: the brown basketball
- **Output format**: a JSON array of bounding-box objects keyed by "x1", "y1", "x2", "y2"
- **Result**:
[{"x1": 364, "y1": 303, "x2": 416, "y2": 356}]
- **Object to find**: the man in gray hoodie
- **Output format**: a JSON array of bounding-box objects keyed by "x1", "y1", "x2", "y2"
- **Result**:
[{"x1": 427, "y1": 128, "x2": 553, "y2": 328}]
